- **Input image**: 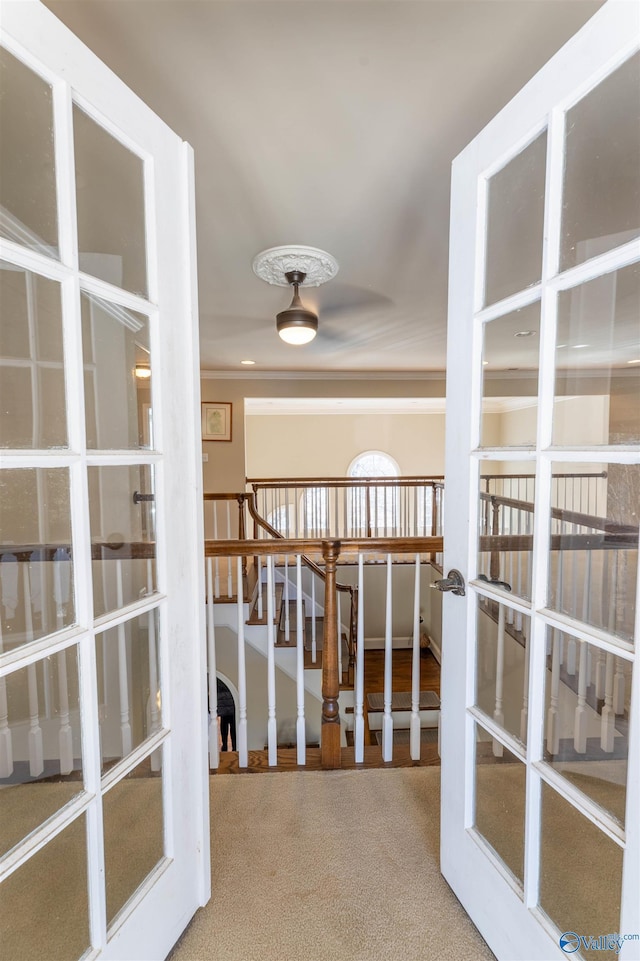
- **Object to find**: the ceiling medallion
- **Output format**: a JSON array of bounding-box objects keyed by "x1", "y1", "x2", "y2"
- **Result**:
[{"x1": 252, "y1": 245, "x2": 339, "y2": 287}]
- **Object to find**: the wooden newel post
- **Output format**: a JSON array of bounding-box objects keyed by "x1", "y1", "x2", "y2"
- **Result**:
[{"x1": 321, "y1": 539, "x2": 342, "y2": 769}]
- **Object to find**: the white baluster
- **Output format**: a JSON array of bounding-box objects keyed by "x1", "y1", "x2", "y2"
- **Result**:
[
  {"x1": 236, "y1": 557, "x2": 248, "y2": 768},
  {"x1": 354, "y1": 554, "x2": 365, "y2": 763},
  {"x1": 53, "y1": 553, "x2": 73, "y2": 775},
  {"x1": 115, "y1": 560, "x2": 132, "y2": 757},
  {"x1": 226, "y1": 502, "x2": 233, "y2": 598},
  {"x1": 147, "y1": 560, "x2": 162, "y2": 772},
  {"x1": 547, "y1": 630, "x2": 561, "y2": 756},
  {"x1": 266, "y1": 556, "x2": 277, "y2": 765},
  {"x1": 295, "y1": 556, "x2": 305, "y2": 766},
  {"x1": 520, "y1": 627, "x2": 529, "y2": 744},
  {"x1": 23, "y1": 567, "x2": 44, "y2": 776},
  {"x1": 213, "y1": 506, "x2": 220, "y2": 598},
  {"x1": 284, "y1": 557, "x2": 290, "y2": 642},
  {"x1": 601, "y1": 653, "x2": 615, "y2": 753},
  {"x1": 0, "y1": 617, "x2": 13, "y2": 777},
  {"x1": 574, "y1": 640, "x2": 588, "y2": 754},
  {"x1": 410, "y1": 554, "x2": 421, "y2": 761},
  {"x1": 613, "y1": 657, "x2": 626, "y2": 715},
  {"x1": 382, "y1": 554, "x2": 393, "y2": 762},
  {"x1": 566, "y1": 530, "x2": 578, "y2": 674},
  {"x1": 207, "y1": 558, "x2": 219, "y2": 770},
  {"x1": 257, "y1": 556, "x2": 263, "y2": 620},
  {"x1": 492, "y1": 603, "x2": 505, "y2": 758},
  {"x1": 30, "y1": 554, "x2": 52, "y2": 718},
  {"x1": 311, "y1": 575, "x2": 317, "y2": 663}
]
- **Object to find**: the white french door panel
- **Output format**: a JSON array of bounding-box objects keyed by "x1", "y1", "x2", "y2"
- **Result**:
[
  {"x1": 442, "y1": 2, "x2": 639, "y2": 959},
  {"x1": 1, "y1": 3, "x2": 208, "y2": 960}
]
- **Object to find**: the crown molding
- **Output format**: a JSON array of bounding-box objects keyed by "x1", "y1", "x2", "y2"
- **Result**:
[{"x1": 200, "y1": 369, "x2": 447, "y2": 381}]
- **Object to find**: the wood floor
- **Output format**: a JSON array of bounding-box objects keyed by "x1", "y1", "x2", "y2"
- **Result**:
[{"x1": 214, "y1": 648, "x2": 441, "y2": 774}]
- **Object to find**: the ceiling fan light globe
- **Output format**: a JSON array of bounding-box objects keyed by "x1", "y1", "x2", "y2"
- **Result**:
[
  {"x1": 277, "y1": 321, "x2": 317, "y2": 345},
  {"x1": 276, "y1": 304, "x2": 318, "y2": 345}
]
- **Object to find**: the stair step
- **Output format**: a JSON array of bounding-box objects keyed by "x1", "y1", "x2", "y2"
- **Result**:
[
  {"x1": 246, "y1": 583, "x2": 283, "y2": 626},
  {"x1": 275, "y1": 599, "x2": 307, "y2": 647}
]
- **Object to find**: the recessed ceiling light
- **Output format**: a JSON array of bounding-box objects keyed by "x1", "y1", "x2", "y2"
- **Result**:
[
  {"x1": 514, "y1": 330, "x2": 536, "y2": 338},
  {"x1": 241, "y1": 360, "x2": 256, "y2": 365},
  {"x1": 571, "y1": 343, "x2": 589, "y2": 349},
  {"x1": 556, "y1": 344, "x2": 567, "y2": 349},
  {"x1": 482, "y1": 360, "x2": 489, "y2": 366},
  {"x1": 627, "y1": 359, "x2": 640, "y2": 365}
]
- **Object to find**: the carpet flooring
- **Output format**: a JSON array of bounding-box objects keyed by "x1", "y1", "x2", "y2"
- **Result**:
[{"x1": 169, "y1": 767, "x2": 495, "y2": 961}]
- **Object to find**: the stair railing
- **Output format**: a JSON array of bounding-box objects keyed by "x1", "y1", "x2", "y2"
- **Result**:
[{"x1": 205, "y1": 535, "x2": 443, "y2": 769}]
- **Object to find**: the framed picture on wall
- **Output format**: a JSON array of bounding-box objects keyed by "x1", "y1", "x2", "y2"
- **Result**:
[{"x1": 202, "y1": 402, "x2": 232, "y2": 442}]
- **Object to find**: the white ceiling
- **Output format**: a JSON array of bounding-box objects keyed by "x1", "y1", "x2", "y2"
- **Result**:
[{"x1": 44, "y1": 0, "x2": 604, "y2": 374}]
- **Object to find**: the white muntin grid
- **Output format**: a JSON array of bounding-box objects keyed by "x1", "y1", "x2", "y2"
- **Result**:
[
  {"x1": 0, "y1": 35, "x2": 175, "y2": 957},
  {"x1": 461, "y1": 39, "x2": 640, "y2": 941}
]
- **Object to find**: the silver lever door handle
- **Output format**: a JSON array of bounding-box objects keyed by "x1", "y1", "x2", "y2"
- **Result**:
[{"x1": 431, "y1": 569, "x2": 466, "y2": 596}]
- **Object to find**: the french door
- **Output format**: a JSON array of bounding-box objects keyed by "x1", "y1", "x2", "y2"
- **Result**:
[
  {"x1": 0, "y1": 3, "x2": 208, "y2": 959},
  {"x1": 441, "y1": 3, "x2": 639, "y2": 959}
]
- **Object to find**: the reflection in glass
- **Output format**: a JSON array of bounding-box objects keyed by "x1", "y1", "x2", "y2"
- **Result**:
[
  {"x1": 103, "y1": 749, "x2": 164, "y2": 926},
  {"x1": 474, "y1": 725, "x2": 525, "y2": 885},
  {"x1": 0, "y1": 647, "x2": 83, "y2": 857},
  {"x1": 481, "y1": 302, "x2": 539, "y2": 447},
  {"x1": 548, "y1": 464, "x2": 638, "y2": 645},
  {"x1": 0, "y1": 48, "x2": 59, "y2": 257},
  {"x1": 484, "y1": 132, "x2": 546, "y2": 307},
  {"x1": 561, "y1": 52, "x2": 640, "y2": 270},
  {"x1": 97, "y1": 610, "x2": 161, "y2": 772},
  {"x1": 544, "y1": 628, "x2": 630, "y2": 826},
  {"x1": 0, "y1": 263, "x2": 67, "y2": 448},
  {"x1": 88, "y1": 465, "x2": 157, "y2": 618},
  {"x1": 0, "y1": 469, "x2": 74, "y2": 648},
  {"x1": 73, "y1": 105, "x2": 147, "y2": 296},
  {"x1": 0, "y1": 814, "x2": 89, "y2": 961},
  {"x1": 540, "y1": 782, "x2": 622, "y2": 959},
  {"x1": 81, "y1": 292, "x2": 152, "y2": 449},
  {"x1": 554, "y1": 264, "x2": 640, "y2": 446},
  {"x1": 476, "y1": 596, "x2": 531, "y2": 744},
  {"x1": 478, "y1": 463, "x2": 534, "y2": 602}
]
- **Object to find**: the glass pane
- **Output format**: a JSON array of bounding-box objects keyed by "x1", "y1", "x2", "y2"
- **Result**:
[
  {"x1": 554, "y1": 264, "x2": 640, "y2": 446},
  {"x1": 561, "y1": 52, "x2": 640, "y2": 270},
  {"x1": 0, "y1": 469, "x2": 74, "y2": 649},
  {"x1": 544, "y1": 628, "x2": 629, "y2": 827},
  {"x1": 88, "y1": 465, "x2": 157, "y2": 618},
  {"x1": 0, "y1": 263, "x2": 66, "y2": 448},
  {"x1": 0, "y1": 47, "x2": 58, "y2": 257},
  {"x1": 474, "y1": 724, "x2": 525, "y2": 885},
  {"x1": 0, "y1": 647, "x2": 83, "y2": 856},
  {"x1": 97, "y1": 610, "x2": 161, "y2": 772},
  {"x1": 484, "y1": 132, "x2": 546, "y2": 306},
  {"x1": 539, "y1": 781, "x2": 623, "y2": 958},
  {"x1": 81, "y1": 292, "x2": 152, "y2": 449},
  {"x1": 103, "y1": 749, "x2": 164, "y2": 926},
  {"x1": 74, "y1": 105, "x2": 147, "y2": 296},
  {"x1": 0, "y1": 814, "x2": 89, "y2": 961},
  {"x1": 548, "y1": 463, "x2": 638, "y2": 645},
  {"x1": 481, "y1": 302, "x2": 540, "y2": 447},
  {"x1": 476, "y1": 597, "x2": 531, "y2": 744},
  {"x1": 478, "y1": 462, "x2": 534, "y2": 602}
]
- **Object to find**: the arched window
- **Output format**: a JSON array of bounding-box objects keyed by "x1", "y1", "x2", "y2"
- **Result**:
[{"x1": 347, "y1": 451, "x2": 400, "y2": 536}]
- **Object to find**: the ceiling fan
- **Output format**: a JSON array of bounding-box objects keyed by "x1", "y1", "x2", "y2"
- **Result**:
[{"x1": 253, "y1": 245, "x2": 390, "y2": 347}]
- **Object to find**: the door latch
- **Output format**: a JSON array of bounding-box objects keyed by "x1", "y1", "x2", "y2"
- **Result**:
[
  {"x1": 431, "y1": 569, "x2": 466, "y2": 596},
  {"x1": 477, "y1": 573, "x2": 512, "y2": 592}
]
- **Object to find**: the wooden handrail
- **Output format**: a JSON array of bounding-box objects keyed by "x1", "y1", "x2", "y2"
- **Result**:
[
  {"x1": 481, "y1": 491, "x2": 639, "y2": 537},
  {"x1": 0, "y1": 542, "x2": 156, "y2": 561},
  {"x1": 204, "y1": 536, "x2": 443, "y2": 556},
  {"x1": 247, "y1": 475, "x2": 444, "y2": 487}
]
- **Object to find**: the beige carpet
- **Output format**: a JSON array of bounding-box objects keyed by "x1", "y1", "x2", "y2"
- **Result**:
[{"x1": 169, "y1": 768, "x2": 495, "y2": 961}]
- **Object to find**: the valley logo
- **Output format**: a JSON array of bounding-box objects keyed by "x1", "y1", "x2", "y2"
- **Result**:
[{"x1": 560, "y1": 932, "x2": 640, "y2": 955}]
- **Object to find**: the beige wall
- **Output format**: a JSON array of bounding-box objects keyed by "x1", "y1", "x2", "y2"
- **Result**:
[
  {"x1": 200, "y1": 375, "x2": 446, "y2": 492},
  {"x1": 245, "y1": 411, "x2": 446, "y2": 479}
]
